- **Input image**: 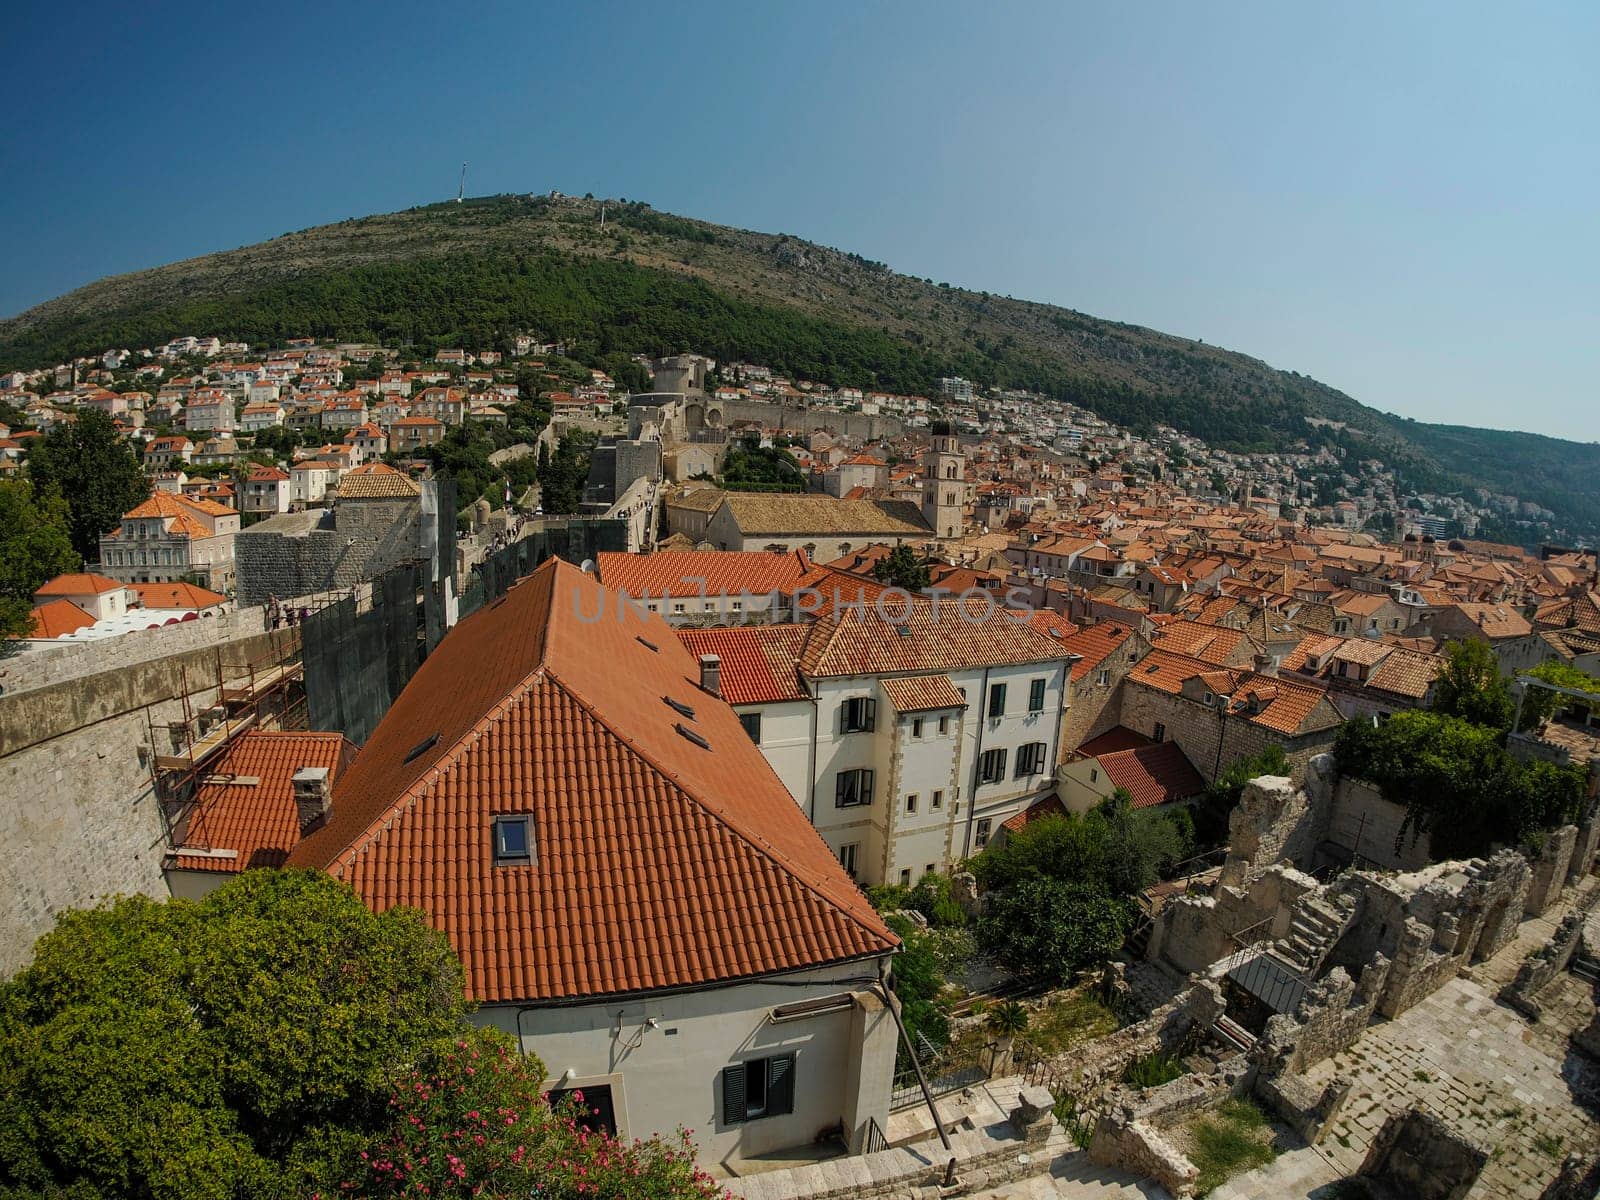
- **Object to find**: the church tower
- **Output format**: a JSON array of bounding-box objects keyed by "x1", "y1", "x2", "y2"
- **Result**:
[{"x1": 920, "y1": 423, "x2": 965, "y2": 539}]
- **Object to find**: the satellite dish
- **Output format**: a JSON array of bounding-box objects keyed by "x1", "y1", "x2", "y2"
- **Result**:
[{"x1": 580, "y1": 559, "x2": 597, "y2": 575}]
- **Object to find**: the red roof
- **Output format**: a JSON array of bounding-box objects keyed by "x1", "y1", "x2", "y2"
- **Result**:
[
  {"x1": 1059, "y1": 622, "x2": 1137, "y2": 681},
  {"x1": 597, "y1": 549, "x2": 812, "y2": 600},
  {"x1": 1093, "y1": 742, "x2": 1206, "y2": 809},
  {"x1": 24, "y1": 598, "x2": 95, "y2": 638},
  {"x1": 172, "y1": 732, "x2": 354, "y2": 873},
  {"x1": 1001, "y1": 793, "x2": 1067, "y2": 834},
  {"x1": 35, "y1": 572, "x2": 124, "y2": 597},
  {"x1": 1076, "y1": 727, "x2": 1156, "y2": 757},
  {"x1": 288, "y1": 558, "x2": 895, "y2": 1003},
  {"x1": 881, "y1": 673, "x2": 968, "y2": 713},
  {"x1": 132, "y1": 581, "x2": 227, "y2": 610},
  {"x1": 676, "y1": 624, "x2": 809, "y2": 705}
]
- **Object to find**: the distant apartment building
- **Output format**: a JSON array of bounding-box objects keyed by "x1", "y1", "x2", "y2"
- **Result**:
[
  {"x1": 98, "y1": 492, "x2": 241, "y2": 592},
  {"x1": 680, "y1": 597, "x2": 1075, "y2": 883}
]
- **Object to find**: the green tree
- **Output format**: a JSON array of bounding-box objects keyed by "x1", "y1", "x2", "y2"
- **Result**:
[
  {"x1": 872, "y1": 544, "x2": 932, "y2": 591},
  {"x1": 0, "y1": 480, "x2": 81, "y2": 637},
  {"x1": 883, "y1": 914, "x2": 951, "y2": 1062},
  {"x1": 1086, "y1": 791, "x2": 1188, "y2": 897},
  {"x1": 25, "y1": 408, "x2": 149, "y2": 561},
  {"x1": 1516, "y1": 660, "x2": 1600, "y2": 732},
  {"x1": 340, "y1": 1028, "x2": 719, "y2": 1199},
  {"x1": 979, "y1": 878, "x2": 1128, "y2": 987},
  {"x1": 1433, "y1": 637, "x2": 1514, "y2": 730},
  {"x1": 0, "y1": 871, "x2": 467, "y2": 1199}
]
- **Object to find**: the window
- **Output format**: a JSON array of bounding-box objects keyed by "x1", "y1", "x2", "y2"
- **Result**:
[
  {"x1": 722, "y1": 1054, "x2": 795, "y2": 1125},
  {"x1": 1153, "y1": 722, "x2": 1166, "y2": 743},
  {"x1": 838, "y1": 842, "x2": 858, "y2": 876},
  {"x1": 925, "y1": 863, "x2": 936, "y2": 877},
  {"x1": 978, "y1": 748, "x2": 1008, "y2": 784},
  {"x1": 900, "y1": 868, "x2": 912, "y2": 886},
  {"x1": 906, "y1": 793, "x2": 918, "y2": 814},
  {"x1": 1029, "y1": 678, "x2": 1047, "y2": 712},
  {"x1": 672, "y1": 602, "x2": 687, "y2": 615},
  {"x1": 931, "y1": 789, "x2": 944, "y2": 810},
  {"x1": 739, "y1": 712, "x2": 762, "y2": 744},
  {"x1": 835, "y1": 768, "x2": 875, "y2": 808},
  {"x1": 492, "y1": 815, "x2": 533, "y2": 865},
  {"x1": 938, "y1": 716, "x2": 949, "y2": 735},
  {"x1": 1203, "y1": 691, "x2": 1215, "y2": 706},
  {"x1": 549, "y1": 1084, "x2": 617, "y2": 1135},
  {"x1": 987, "y1": 683, "x2": 1007, "y2": 718},
  {"x1": 841, "y1": 696, "x2": 876, "y2": 733},
  {"x1": 1015, "y1": 742, "x2": 1048, "y2": 777},
  {"x1": 1090, "y1": 768, "x2": 1099, "y2": 782},
  {"x1": 1097, "y1": 669, "x2": 1111, "y2": 687},
  {"x1": 975, "y1": 818, "x2": 993, "y2": 848},
  {"x1": 911, "y1": 718, "x2": 924, "y2": 739}
]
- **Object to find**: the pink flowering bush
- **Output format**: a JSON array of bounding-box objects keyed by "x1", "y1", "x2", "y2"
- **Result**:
[{"x1": 337, "y1": 1028, "x2": 726, "y2": 1199}]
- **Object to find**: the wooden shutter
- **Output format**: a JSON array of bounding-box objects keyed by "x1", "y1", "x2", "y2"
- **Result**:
[
  {"x1": 836, "y1": 773, "x2": 849, "y2": 807},
  {"x1": 865, "y1": 698, "x2": 877, "y2": 731},
  {"x1": 722, "y1": 1064, "x2": 747, "y2": 1125},
  {"x1": 767, "y1": 1054, "x2": 795, "y2": 1117},
  {"x1": 863, "y1": 769, "x2": 875, "y2": 805}
]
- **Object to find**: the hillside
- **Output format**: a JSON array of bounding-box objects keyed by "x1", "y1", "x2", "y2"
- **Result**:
[{"x1": 3, "y1": 193, "x2": 1595, "y2": 538}]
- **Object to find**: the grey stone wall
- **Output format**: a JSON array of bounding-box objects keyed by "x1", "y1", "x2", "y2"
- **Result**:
[
  {"x1": 0, "y1": 626, "x2": 296, "y2": 977},
  {"x1": 1323, "y1": 777, "x2": 1433, "y2": 871},
  {"x1": 1117, "y1": 684, "x2": 1337, "y2": 785},
  {"x1": 236, "y1": 501, "x2": 422, "y2": 606},
  {"x1": 3, "y1": 608, "x2": 268, "y2": 696}
]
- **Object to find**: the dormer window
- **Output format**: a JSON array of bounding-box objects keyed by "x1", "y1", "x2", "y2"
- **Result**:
[{"x1": 492, "y1": 815, "x2": 533, "y2": 865}]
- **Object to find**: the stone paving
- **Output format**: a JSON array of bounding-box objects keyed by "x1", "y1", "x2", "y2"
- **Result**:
[
  {"x1": 973, "y1": 881, "x2": 1600, "y2": 1199},
  {"x1": 1211, "y1": 883, "x2": 1600, "y2": 1200}
]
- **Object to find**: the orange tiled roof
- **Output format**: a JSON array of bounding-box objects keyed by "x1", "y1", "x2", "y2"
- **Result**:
[
  {"x1": 1129, "y1": 649, "x2": 1334, "y2": 735},
  {"x1": 597, "y1": 549, "x2": 812, "y2": 600},
  {"x1": 1095, "y1": 742, "x2": 1206, "y2": 809},
  {"x1": 798, "y1": 595, "x2": 1069, "y2": 678},
  {"x1": 288, "y1": 558, "x2": 895, "y2": 1003},
  {"x1": 35, "y1": 572, "x2": 124, "y2": 596},
  {"x1": 1058, "y1": 622, "x2": 1137, "y2": 682},
  {"x1": 676, "y1": 624, "x2": 809, "y2": 705},
  {"x1": 172, "y1": 731, "x2": 354, "y2": 873},
  {"x1": 881, "y1": 673, "x2": 968, "y2": 713},
  {"x1": 132, "y1": 581, "x2": 227, "y2": 610},
  {"x1": 1001, "y1": 792, "x2": 1066, "y2": 834},
  {"x1": 1147, "y1": 620, "x2": 1249, "y2": 665},
  {"x1": 25, "y1": 599, "x2": 95, "y2": 638}
]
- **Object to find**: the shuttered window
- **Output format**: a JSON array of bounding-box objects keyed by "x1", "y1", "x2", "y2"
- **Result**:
[
  {"x1": 722, "y1": 1054, "x2": 796, "y2": 1124},
  {"x1": 1028, "y1": 678, "x2": 1047, "y2": 712},
  {"x1": 841, "y1": 696, "x2": 877, "y2": 733}
]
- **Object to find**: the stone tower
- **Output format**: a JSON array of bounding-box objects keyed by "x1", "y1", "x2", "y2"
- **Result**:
[{"x1": 921, "y1": 426, "x2": 964, "y2": 539}]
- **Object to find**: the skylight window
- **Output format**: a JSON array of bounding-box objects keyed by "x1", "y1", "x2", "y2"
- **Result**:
[
  {"x1": 403, "y1": 732, "x2": 441, "y2": 763},
  {"x1": 636, "y1": 635, "x2": 659, "y2": 652},
  {"x1": 492, "y1": 814, "x2": 533, "y2": 865},
  {"x1": 664, "y1": 695, "x2": 696, "y2": 719},
  {"x1": 675, "y1": 722, "x2": 710, "y2": 749}
]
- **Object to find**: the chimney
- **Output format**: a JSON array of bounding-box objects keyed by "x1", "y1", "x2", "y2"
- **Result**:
[
  {"x1": 698, "y1": 654, "x2": 722, "y2": 699},
  {"x1": 292, "y1": 766, "x2": 332, "y2": 833},
  {"x1": 1253, "y1": 652, "x2": 1277, "y2": 677}
]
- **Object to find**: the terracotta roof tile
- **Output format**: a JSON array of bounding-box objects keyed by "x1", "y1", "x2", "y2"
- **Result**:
[
  {"x1": 35, "y1": 573, "x2": 124, "y2": 596},
  {"x1": 288, "y1": 558, "x2": 895, "y2": 1003},
  {"x1": 598, "y1": 549, "x2": 811, "y2": 600},
  {"x1": 881, "y1": 673, "x2": 968, "y2": 713},
  {"x1": 798, "y1": 597, "x2": 1069, "y2": 678},
  {"x1": 1059, "y1": 622, "x2": 1137, "y2": 682},
  {"x1": 676, "y1": 624, "x2": 809, "y2": 705},
  {"x1": 1095, "y1": 742, "x2": 1206, "y2": 809},
  {"x1": 25, "y1": 598, "x2": 95, "y2": 638},
  {"x1": 1001, "y1": 793, "x2": 1066, "y2": 834},
  {"x1": 172, "y1": 731, "x2": 354, "y2": 873}
]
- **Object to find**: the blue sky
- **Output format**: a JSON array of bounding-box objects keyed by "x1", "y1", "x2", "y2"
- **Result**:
[{"x1": 3, "y1": 1, "x2": 1596, "y2": 440}]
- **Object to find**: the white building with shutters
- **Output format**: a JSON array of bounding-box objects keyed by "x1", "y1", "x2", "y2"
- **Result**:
[{"x1": 679, "y1": 594, "x2": 1076, "y2": 887}]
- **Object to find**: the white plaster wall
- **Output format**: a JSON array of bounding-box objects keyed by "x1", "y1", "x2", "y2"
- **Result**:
[
  {"x1": 738, "y1": 699, "x2": 814, "y2": 811},
  {"x1": 475, "y1": 963, "x2": 894, "y2": 1168},
  {"x1": 882, "y1": 706, "x2": 962, "y2": 883}
]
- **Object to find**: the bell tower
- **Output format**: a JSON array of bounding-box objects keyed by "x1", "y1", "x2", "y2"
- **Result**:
[{"x1": 920, "y1": 422, "x2": 964, "y2": 539}]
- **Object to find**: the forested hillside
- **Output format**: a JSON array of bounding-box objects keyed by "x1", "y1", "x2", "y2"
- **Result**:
[{"x1": 2, "y1": 194, "x2": 1594, "y2": 536}]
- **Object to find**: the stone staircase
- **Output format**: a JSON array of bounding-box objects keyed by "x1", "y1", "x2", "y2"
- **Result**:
[{"x1": 1277, "y1": 891, "x2": 1357, "y2": 977}]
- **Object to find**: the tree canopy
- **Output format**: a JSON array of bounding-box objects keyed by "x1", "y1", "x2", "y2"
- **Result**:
[
  {"x1": 24, "y1": 409, "x2": 149, "y2": 561},
  {"x1": 0, "y1": 480, "x2": 80, "y2": 638},
  {"x1": 872, "y1": 544, "x2": 932, "y2": 591},
  {"x1": 0, "y1": 871, "x2": 718, "y2": 1200},
  {"x1": 1432, "y1": 638, "x2": 1515, "y2": 730},
  {"x1": 1335, "y1": 710, "x2": 1587, "y2": 859}
]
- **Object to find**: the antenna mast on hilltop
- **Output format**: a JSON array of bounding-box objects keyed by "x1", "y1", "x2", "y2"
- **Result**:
[{"x1": 457, "y1": 162, "x2": 466, "y2": 203}]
